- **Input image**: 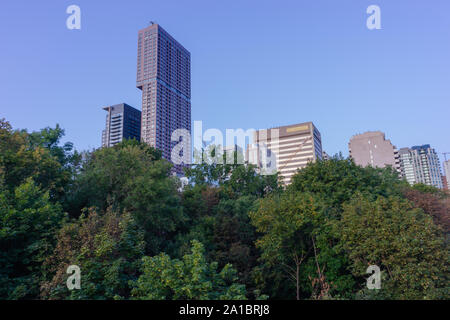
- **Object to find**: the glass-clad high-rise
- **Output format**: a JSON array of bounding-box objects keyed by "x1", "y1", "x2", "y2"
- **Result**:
[
  {"x1": 102, "y1": 103, "x2": 141, "y2": 147},
  {"x1": 399, "y1": 144, "x2": 443, "y2": 189}
]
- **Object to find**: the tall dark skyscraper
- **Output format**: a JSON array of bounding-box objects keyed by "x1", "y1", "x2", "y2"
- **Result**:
[
  {"x1": 102, "y1": 103, "x2": 141, "y2": 147},
  {"x1": 137, "y1": 23, "x2": 191, "y2": 174}
]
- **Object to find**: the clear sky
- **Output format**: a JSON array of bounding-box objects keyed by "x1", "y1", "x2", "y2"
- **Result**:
[{"x1": 0, "y1": 0, "x2": 449, "y2": 160}]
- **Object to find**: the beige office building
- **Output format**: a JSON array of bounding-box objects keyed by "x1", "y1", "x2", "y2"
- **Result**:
[
  {"x1": 444, "y1": 160, "x2": 450, "y2": 189},
  {"x1": 247, "y1": 122, "x2": 322, "y2": 184},
  {"x1": 348, "y1": 131, "x2": 400, "y2": 172}
]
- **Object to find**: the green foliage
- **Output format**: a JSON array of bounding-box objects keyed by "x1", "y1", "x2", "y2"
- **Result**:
[
  {"x1": 131, "y1": 240, "x2": 247, "y2": 300},
  {"x1": 185, "y1": 145, "x2": 281, "y2": 197},
  {"x1": 0, "y1": 179, "x2": 65, "y2": 299},
  {"x1": 249, "y1": 158, "x2": 448, "y2": 300},
  {"x1": 411, "y1": 183, "x2": 446, "y2": 197},
  {"x1": 176, "y1": 156, "x2": 281, "y2": 298},
  {"x1": 2, "y1": 120, "x2": 449, "y2": 301},
  {"x1": 288, "y1": 157, "x2": 407, "y2": 210},
  {"x1": 250, "y1": 191, "x2": 336, "y2": 299},
  {"x1": 403, "y1": 188, "x2": 450, "y2": 237},
  {"x1": 40, "y1": 208, "x2": 145, "y2": 300},
  {"x1": 0, "y1": 119, "x2": 79, "y2": 201},
  {"x1": 0, "y1": 119, "x2": 78, "y2": 299},
  {"x1": 66, "y1": 139, "x2": 185, "y2": 255},
  {"x1": 337, "y1": 194, "x2": 449, "y2": 299}
]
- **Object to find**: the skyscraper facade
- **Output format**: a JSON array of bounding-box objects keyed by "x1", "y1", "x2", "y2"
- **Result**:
[
  {"x1": 223, "y1": 144, "x2": 244, "y2": 165},
  {"x1": 443, "y1": 160, "x2": 450, "y2": 190},
  {"x1": 348, "y1": 131, "x2": 400, "y2": 172},
  {"x1": 398, "y1": 148, "x2": 415, "y2": 184},
  {"x1": 442, "y1": 176, "x2": 448, "y2": 190},
  {"x1": 398, "y1": 145, "x2": 443, "y2": 189},
  {"x1": 137, "y1": 23, "x2": 191, "y2": 174},
  {"x1": 248, "y1": 122, "x2": 322, "y2": 185},
  {"x1": 102, "y1": 103, "x2": 141, "y2": 147}
]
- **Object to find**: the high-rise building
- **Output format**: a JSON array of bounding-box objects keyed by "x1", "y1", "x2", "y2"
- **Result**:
[
  {"x1": 246, "y1": 143, "x2": 258, "y2": 166},
  {"x1": 442, "y1": 176, "x2": 448, "y2": 190},
  {"x1": 348, "y1": 131, "x2": 400, "y2": 172},
  {"x1": 443, "y1": 160, "x2": 450, "y2": 189},
  {"x1": 248, "y1": 122, "x2": 322, "y2": 185},
  {"x1": 398, "y1": 148, "x2": 415, "y2": 184},
  {"x1": 137, "y1": 23, "x2": 191, "y2": 174},
  {"x1": 398, "y1": 145, "x2": 443, "y2": 189},
  {"x1": 102, "y1": 103, "x2": 141, "y2": 147},
  {"x1": 223, "y1": 145, "x2": 244, "y2": 164}
]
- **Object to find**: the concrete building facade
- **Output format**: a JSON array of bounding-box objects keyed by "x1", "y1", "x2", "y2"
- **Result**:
[
  {"x1": 348, "y1": 131, "x2": 400, "y2": 172},
  {"x1": 102, "y1": 103, "x2": 141, "y2": 147},
  {"x1": 442, "y1": 176, "x2": 448, "y2": 190},
  {"x1": 137, "y1": 23, "x2": 191, "y2": 174},
  {"x1": 247, "y1": 122, "x2": 322, "y2": 185},
  {"x1": 223, "y1": 145, "x2": 244, "y2": 165},
  {"x1": 398, "y1": 148, "x2": 416, "y2": 184},
  {"x1": 443, "y1": 160, "x2": 450, "y2": 190}
]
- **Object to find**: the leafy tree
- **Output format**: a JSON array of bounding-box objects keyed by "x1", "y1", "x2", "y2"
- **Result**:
[
  {"x1": 337, "y1": 194, "x2": 449, "y2": 299},
  {"x1": 3, "y1": 118, "x2": 448, "y2": 301},
  {"x1": 66, "y1": 139, "x2": 185, "y2": 255},
  {"x1": 218, "y1": 164, "x2": 281, "y2": 199},
  {"x1": 28, "y1": 124, "x2": 80, "y2": 171},
  {"x1": 40, "y1": 207, "x2": 145, "y2": 300},
  {"x1": 250, "y1": 191, "x2": 325, "y2": 300},
  {"x1": 131, "y1": 240, "x2": 247, "y2": 300},
  {"x1": 288, "y1": 157, "x2": 406, "y2": 210},
  {"x1": 211, "y1": 196, "x2": 260, "y2": 294},
  {"x1": 172, "y1": 192, "x2": 263, "y2": 298},
  {"x1": 0, "y1": 119, "x2": 79, "y2": 201},
  {"x1": 185, "y1": 145, "x2": 280, "y2": 195},
  {"x1": 403, "y1": 188, "x2": 450, "y2": 238},
  {"x1": 178, "y1": 150, "x2": 280, "y2": 298},
  {"x1": 170, "y1": 185, "x2": 218, "y2": 257},
  {"x1": 411, "y1": 183, "x2": 445, "y2": 196},
  {"x1": 251, "y1": 157, "x2": 405, "y2": 300},
  {"x1": 277, "y1": 158, "x2": 409, "y2": 299},
  {"x1": 0, "y1": 179, "x2": 65, "y2": 299}
]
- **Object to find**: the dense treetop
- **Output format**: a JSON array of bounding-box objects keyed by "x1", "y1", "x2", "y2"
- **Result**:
[{"x1": 0, "y1": 119, "x2": 448, "y2": 300}]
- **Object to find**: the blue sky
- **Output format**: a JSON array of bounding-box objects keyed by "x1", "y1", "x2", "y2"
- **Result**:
[{"x1": 0, "y1": 0, "x2": 449, "y2": 160}]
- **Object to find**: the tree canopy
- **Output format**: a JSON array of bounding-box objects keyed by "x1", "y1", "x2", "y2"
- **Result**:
[{"x1": 1, "y1": 119, "x2": 448, "y2": 300}]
